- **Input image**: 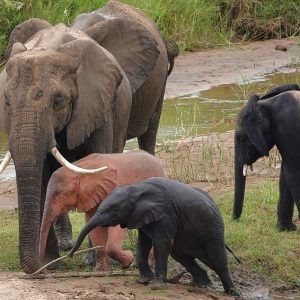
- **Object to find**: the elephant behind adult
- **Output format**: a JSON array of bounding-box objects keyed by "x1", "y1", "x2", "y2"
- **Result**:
[
  {"x1": 71, "y1": 0, "x2": 171, "y2": 153},
  {"x1": 232, "y1": 84, "x2": 300, "y2": 230},
  {"x1": 0, "y1": 1, "x2": 172, "y2": 274}
]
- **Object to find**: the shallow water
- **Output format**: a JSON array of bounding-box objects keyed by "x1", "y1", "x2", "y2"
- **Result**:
[{"x1": 156, "y1": 70, "x2": 300, "y2": 144}]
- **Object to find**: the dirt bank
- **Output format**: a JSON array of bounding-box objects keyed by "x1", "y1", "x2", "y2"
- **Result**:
[
  {"x1": 0, "y1": 38, "x2": 297, "y2": 300},
  {"x1": 165, "y1": 38, "x2": 296, "y2": 98}
]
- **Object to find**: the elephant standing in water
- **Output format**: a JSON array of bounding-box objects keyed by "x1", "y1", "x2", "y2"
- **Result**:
[
  {"x1": 233, "y1": 84, "x2": 300, "y2": 230},
  {"x1": 0, "y1": 0, "x2": 177, "y2": 273}
]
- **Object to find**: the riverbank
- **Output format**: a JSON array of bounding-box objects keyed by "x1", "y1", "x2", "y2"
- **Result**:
[{"x1": 165, "y1": 38, "x2": 298, "y2": 98}]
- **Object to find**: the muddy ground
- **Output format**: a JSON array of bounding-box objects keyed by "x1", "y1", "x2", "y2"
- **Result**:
[{"x1": 0, "y1": 38, "x2": 299, "y2": 300}]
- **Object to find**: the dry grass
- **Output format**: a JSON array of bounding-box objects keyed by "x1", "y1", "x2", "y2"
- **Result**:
[{"x1": 158, "y1": 131, "x2": 281, "y2": 190}]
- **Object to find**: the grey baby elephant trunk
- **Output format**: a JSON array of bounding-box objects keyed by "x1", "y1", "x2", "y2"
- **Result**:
[
  {"x1": 232, "y1": 136, "x2": 247, "y2": 220},
  {"x1": 68, "y1": 215, "x2": 102, "y2": 256}
]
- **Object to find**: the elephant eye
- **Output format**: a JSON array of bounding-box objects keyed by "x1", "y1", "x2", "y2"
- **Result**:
[{"x1": 53, "y1": 94, "x2": 66, "y2": 111}]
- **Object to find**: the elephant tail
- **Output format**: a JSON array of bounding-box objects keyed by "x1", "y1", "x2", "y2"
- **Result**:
[
  {"x1": 225, "y1": 245, "x2": 242, "y2": 264},
  {"x1": 165, "y1": 39, "x2": 179, "y2": 76}
]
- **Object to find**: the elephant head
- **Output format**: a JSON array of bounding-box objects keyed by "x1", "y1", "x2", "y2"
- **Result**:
[
  {"x1": 232, "y1": 84, "x2": 300, "y2": 219},
  {"x1": 0, "y1": 22, "x2": 130, "y2": 273},
  {"x1": 39, "y1": 160, "x2": 118, "y2": 258},
  {"x1": 68, "y1": 181, "x2": 168, "y2": 257}
]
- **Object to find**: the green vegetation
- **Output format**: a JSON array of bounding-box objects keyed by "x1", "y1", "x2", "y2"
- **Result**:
[
  {"x1": 219, "y1": 180, "x2": 300, "y2": 287},
  {"x1": 1, "y1": 0, "x2": 300, "y2": 59},
  {"x1": 0, "y1": 178, "x2": 299, "y2": 287}
]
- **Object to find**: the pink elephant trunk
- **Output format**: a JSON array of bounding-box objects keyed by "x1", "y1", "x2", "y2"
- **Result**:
[{"x1": 39, "y1": 209, "x2": 58, "y2": 258}]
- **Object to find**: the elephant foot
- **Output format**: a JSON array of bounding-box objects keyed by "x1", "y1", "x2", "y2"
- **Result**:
[
  {"x1": 191, "y1": 272, "x2": 211, "y2": 288},
  {"x1": 47, "y1": 259, "x2": 66, "y2": 270},
  {"x1": 191, "y1": 278, "x2": 211, "y2": 289},
  {"x1": 226, "y1": 288, "x2": 241, "y2": 297},
  {"x1": 149, "y1": 279, "x2": 167, "y2": 290},
  {"x1": 277, "y1": 222, "x2": 297, "y2": 232},
  {"x1": 167, "y1": 271, "x2": 186, "y2": 284},
  {"x1": 81, "y1": 250, "x2": 96, "y2": 267},
  {"x1": 120, "y1": 250, "x2": 134, "y2": 269},
  {"x1": 58, "y1": 238, "x2": 75, "y2": 252},
  {"x1": 137, "y1": 270, "x2": 155, "y2": 285},
  {"x1": 94, "y1": 262, "x2": 112, "y2": 272},
  {"x1": 41, "y1": 255, "x2": 65, "y2": 271}
]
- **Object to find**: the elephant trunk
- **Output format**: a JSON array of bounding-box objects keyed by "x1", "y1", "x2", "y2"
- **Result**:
[
  {"x1": 9, "y1": 108, "x2": 55, "y2": 274},
  {"x1": 232, "y1": 135, "x2": 247, "y2": 220},
  {"x1": 39, "y1": 208, "x2": 60, "y2": 258},
  {"x1": 69, "y1": 214, "x2": 103, "y2": 257},
  {"x1": 13, "y1": 147, "x2": 46, "y2": 273}
]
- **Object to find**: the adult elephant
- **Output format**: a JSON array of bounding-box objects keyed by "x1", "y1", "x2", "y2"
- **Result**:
[
  {"x1": 232, "y1": 84, "x2": 300, "y2": 231},
  {"x1": 0, "y1": 1, "x2": 173, "y2": 274}
]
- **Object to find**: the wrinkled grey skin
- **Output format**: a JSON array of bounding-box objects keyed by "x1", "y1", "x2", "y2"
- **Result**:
[
  {"x1": 0, "y1": 1, "x2": 174, "y2": 274},
  {"x1": 70, "y1": 177, "x2": 239, "y2": 296},
  {"x1": 233, "y1": 84, "x2": 300, "y2": 231}
]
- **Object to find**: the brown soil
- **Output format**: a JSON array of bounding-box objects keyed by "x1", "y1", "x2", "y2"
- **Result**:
[{"x1": 0, "y1": 38, "x2": 298, "y2": 300}]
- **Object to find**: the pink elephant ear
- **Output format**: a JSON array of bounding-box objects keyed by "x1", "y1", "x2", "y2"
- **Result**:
[{"x1": 77, "y1": 168, "x2": 118, "y2": 213}]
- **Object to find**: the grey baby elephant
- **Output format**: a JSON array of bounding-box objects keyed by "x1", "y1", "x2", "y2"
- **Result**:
[{"x1": 69, "y1": 177, "x2": 239, "y2": 296}]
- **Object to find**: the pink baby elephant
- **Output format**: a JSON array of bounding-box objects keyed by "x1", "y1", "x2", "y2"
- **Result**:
[{"x1": 39, "y1": 150, "x2": 164, "y2": 271}]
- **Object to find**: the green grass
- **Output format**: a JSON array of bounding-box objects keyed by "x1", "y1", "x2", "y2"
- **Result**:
[
  {"x1": 0, "y1": 178, "x2": 299, "y2": 287},
  {"x1": 218, "y1": 179, "x2": 300, "y2": 287},
  {"x1": 1, "y1": 0, "x2": 300, "y2": 59}
]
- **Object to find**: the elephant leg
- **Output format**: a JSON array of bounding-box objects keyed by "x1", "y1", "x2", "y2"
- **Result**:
[
  {"x1": 170, "y1": 250, "x2": 210, "y2": 287},
  {"x1": 81, "y1": 121, "x2": 114, "y2": 266},
  {"x1": 80, "y1": 237, "x2": 96, "y2": 267},
  {"x1": 106, "y1": 226, "x2": 133, "y2": 268},
  {"x1": 151, "y1": 238, "x2": 171, "y2": 290},
  {"x1": 138, "y1": 82, "x2": 166, "y2": 155},
  {"x1": 54, "y1": 213, "x2": 74, "y2": 251},
  {"x1": 85, "y1": 210, "x2": 110, "y2": 272},
  {"x1": 196, "y1": 242, "x2": 238, "y2": 295},
  {"x1": 136, "y1": 230, "x2": 154, "y2": 284},
  {"x1": 277, "y1": 165, "x2": 296, "y2": 231}
]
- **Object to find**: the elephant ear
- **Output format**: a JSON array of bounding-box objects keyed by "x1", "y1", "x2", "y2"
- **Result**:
[
  {"x1": 77, "y1": 168, "x2": 118, "y2": 213},
  {"x1": 243, "y1": 95, "x2": 270, "y2": 156},
  {"x1": 85, "y1": 18, "x2": 159, "y2": 94},
  {"x1": 5, "y1": 18, "x2": 51, "y2": 59},
  {"x1": 126, "y1": 186, "x2": 170, "y2": 229},
  {"x1": 58, "y1": 38, "x2": 123, "y2": 150}
]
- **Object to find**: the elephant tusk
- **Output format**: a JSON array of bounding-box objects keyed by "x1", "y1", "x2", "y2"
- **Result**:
[
  {"x1": 0, "y1": 151, "x2": 12, "y2": 174},
  {"x1": 243, "y1": 164, "x2": 248, "y2": 177},
  {"x1": 51, "y1": 147, "x2": 108, "y2": 174}
]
